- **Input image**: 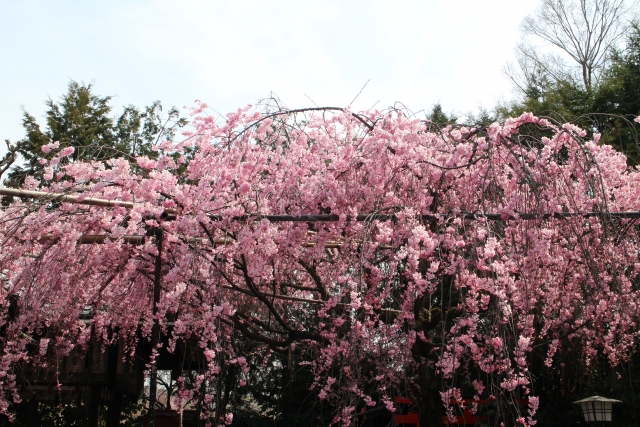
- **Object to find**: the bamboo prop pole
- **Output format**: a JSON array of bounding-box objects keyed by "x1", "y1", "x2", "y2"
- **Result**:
[
  {"x1": 0, "y1": 187, "x2": 136, "y2": 209},
  {"x1": 36, "y1": 233, "x2": 383, "y2": 249},
  {"x1": 0, "y1": 187, "x2": 177, "y2": 215},
  {"x1": 71, "y1": 285, "x2": 403, "y2": 323},
  {"x1": 218, "y1": 284, "x2": 403, "y2": 314},
  {"x1": 208, "y1": 211, "x2": 640, "y2": 222},
  {"x1": 31, "y1": 233, "x2": 400, "y2": 311},
  {"x1": 38, "y1": 234, "x2": 147, "y2": 245},
  {"x1": 4, "y1": 186, "x2": 640, "y2": 221}
]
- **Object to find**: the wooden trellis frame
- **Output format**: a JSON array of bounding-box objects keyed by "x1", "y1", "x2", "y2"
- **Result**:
[{"x1": 3, "y1": 187, "x2": 640, "y2": 220}]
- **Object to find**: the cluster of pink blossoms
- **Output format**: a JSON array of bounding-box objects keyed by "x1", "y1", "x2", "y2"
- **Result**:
[{"x1": 1, "y1": 105, "x2": 639, "y2": 426}]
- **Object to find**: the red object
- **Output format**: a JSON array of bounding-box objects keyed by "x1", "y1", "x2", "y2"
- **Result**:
[
  {"x1": 394, "y1": 396, "x2": 420, "y2": 427},
  {"x1": 441, "y1": 398, "x2": 528, "y2": 426},
  {"x1": 143, "y1": 410, "x2": 181, "y2": 427},
  {"x1": 441, "y1": 398, "x2": 490, "y2": 425}
]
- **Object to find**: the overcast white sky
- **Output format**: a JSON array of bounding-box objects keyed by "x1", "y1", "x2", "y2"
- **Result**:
[{"x1": 1, "y1": 0, "x2": 541, "y2": 156}]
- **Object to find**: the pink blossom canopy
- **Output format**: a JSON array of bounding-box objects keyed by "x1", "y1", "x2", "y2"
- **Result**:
[{"x1": 1, "y1": 106, "x2": 639, "y2": 425}]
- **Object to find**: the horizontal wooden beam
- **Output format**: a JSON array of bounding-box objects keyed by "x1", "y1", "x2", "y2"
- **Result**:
[
  {"x1": 39, "y1": 234, "x2": 147, "y2": 245},
  {"x1": 208, "y1": 211, "x2": 640, "y2": 222},
  {"x1": 36, "y1": 234, "x2": 376, "y2": 249},
  {"x1": 0, "y1": 187, "x2": 177, "y2": 216},
  {"x1": 4, "y1": 187, "x2": 640, "y2": 221},
  {"x1": 0, "y1": 187, "x2": 135, "y2": 209},
  {"x1": 218, "y1": 284, "x2": 402, "y2": 313}
]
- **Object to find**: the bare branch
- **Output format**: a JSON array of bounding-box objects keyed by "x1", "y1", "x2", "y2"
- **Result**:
[{"x1": 514, "y1": 0, "x2": 636, "y2": 92}]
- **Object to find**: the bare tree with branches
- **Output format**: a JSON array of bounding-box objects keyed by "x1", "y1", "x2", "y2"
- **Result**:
[{"x1": 507, "y1": 0, "x2": 636, "y2": 94}]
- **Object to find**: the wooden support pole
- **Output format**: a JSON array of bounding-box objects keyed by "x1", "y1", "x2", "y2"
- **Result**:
[
  {"x1": 106, "y1": 393, "x2": 123, "y2": 427},
  {"x1": 106, "y1": 342, "x2": 123, "y2": 427},
  {"x1": 85, "y1": 323, "x2": 101, "y2": 427},
  {"x1": 87, "y1": 386, "x2": 102, "y2": 427},
  {"x1": 148, "y1": 225, "x2": 163, "y2": 427},
  {"x1": 25, "y1": 394, "x2": 40, "y2": 427}
]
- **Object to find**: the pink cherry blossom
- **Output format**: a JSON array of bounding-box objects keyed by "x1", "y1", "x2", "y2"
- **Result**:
[{"x1": 1, "y1": 107, "x2": 639, "y2": 424}]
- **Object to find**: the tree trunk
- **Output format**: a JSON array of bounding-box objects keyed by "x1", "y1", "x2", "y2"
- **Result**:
[{"x1": 87, "y1": 385, "x2": 102, "y2": 427}]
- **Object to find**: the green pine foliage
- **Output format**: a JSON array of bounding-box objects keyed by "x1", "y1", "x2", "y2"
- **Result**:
[
  {"x1": 592, "y1": 22, "x2": 640, "y2": 161},
  {"x1": 504, "y1": 22, "x2": 640, "y2": 164},
  {"x1": 4, "y1": 81, "x2": 187, "y2": 187}
]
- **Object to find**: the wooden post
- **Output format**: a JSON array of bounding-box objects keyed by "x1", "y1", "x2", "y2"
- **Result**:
[
  {"x1": 25, "y1": 394, "x2": 40, "y2": 427},
  {"x1": 87, "y1": 385, "x2": 102, "y2": 427},
  {"x1": 106, "y1": 342, "x2": 123, "y2": 427},
  {"x1": 85, "y1": 323, "x2": 101, "y2": 427},
  {"x1": 148, "y1": 225, "x2": 163, "y2": 427},
  {"x1": 106, "y1": 393, "x2": 123, "y2": 427}
]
